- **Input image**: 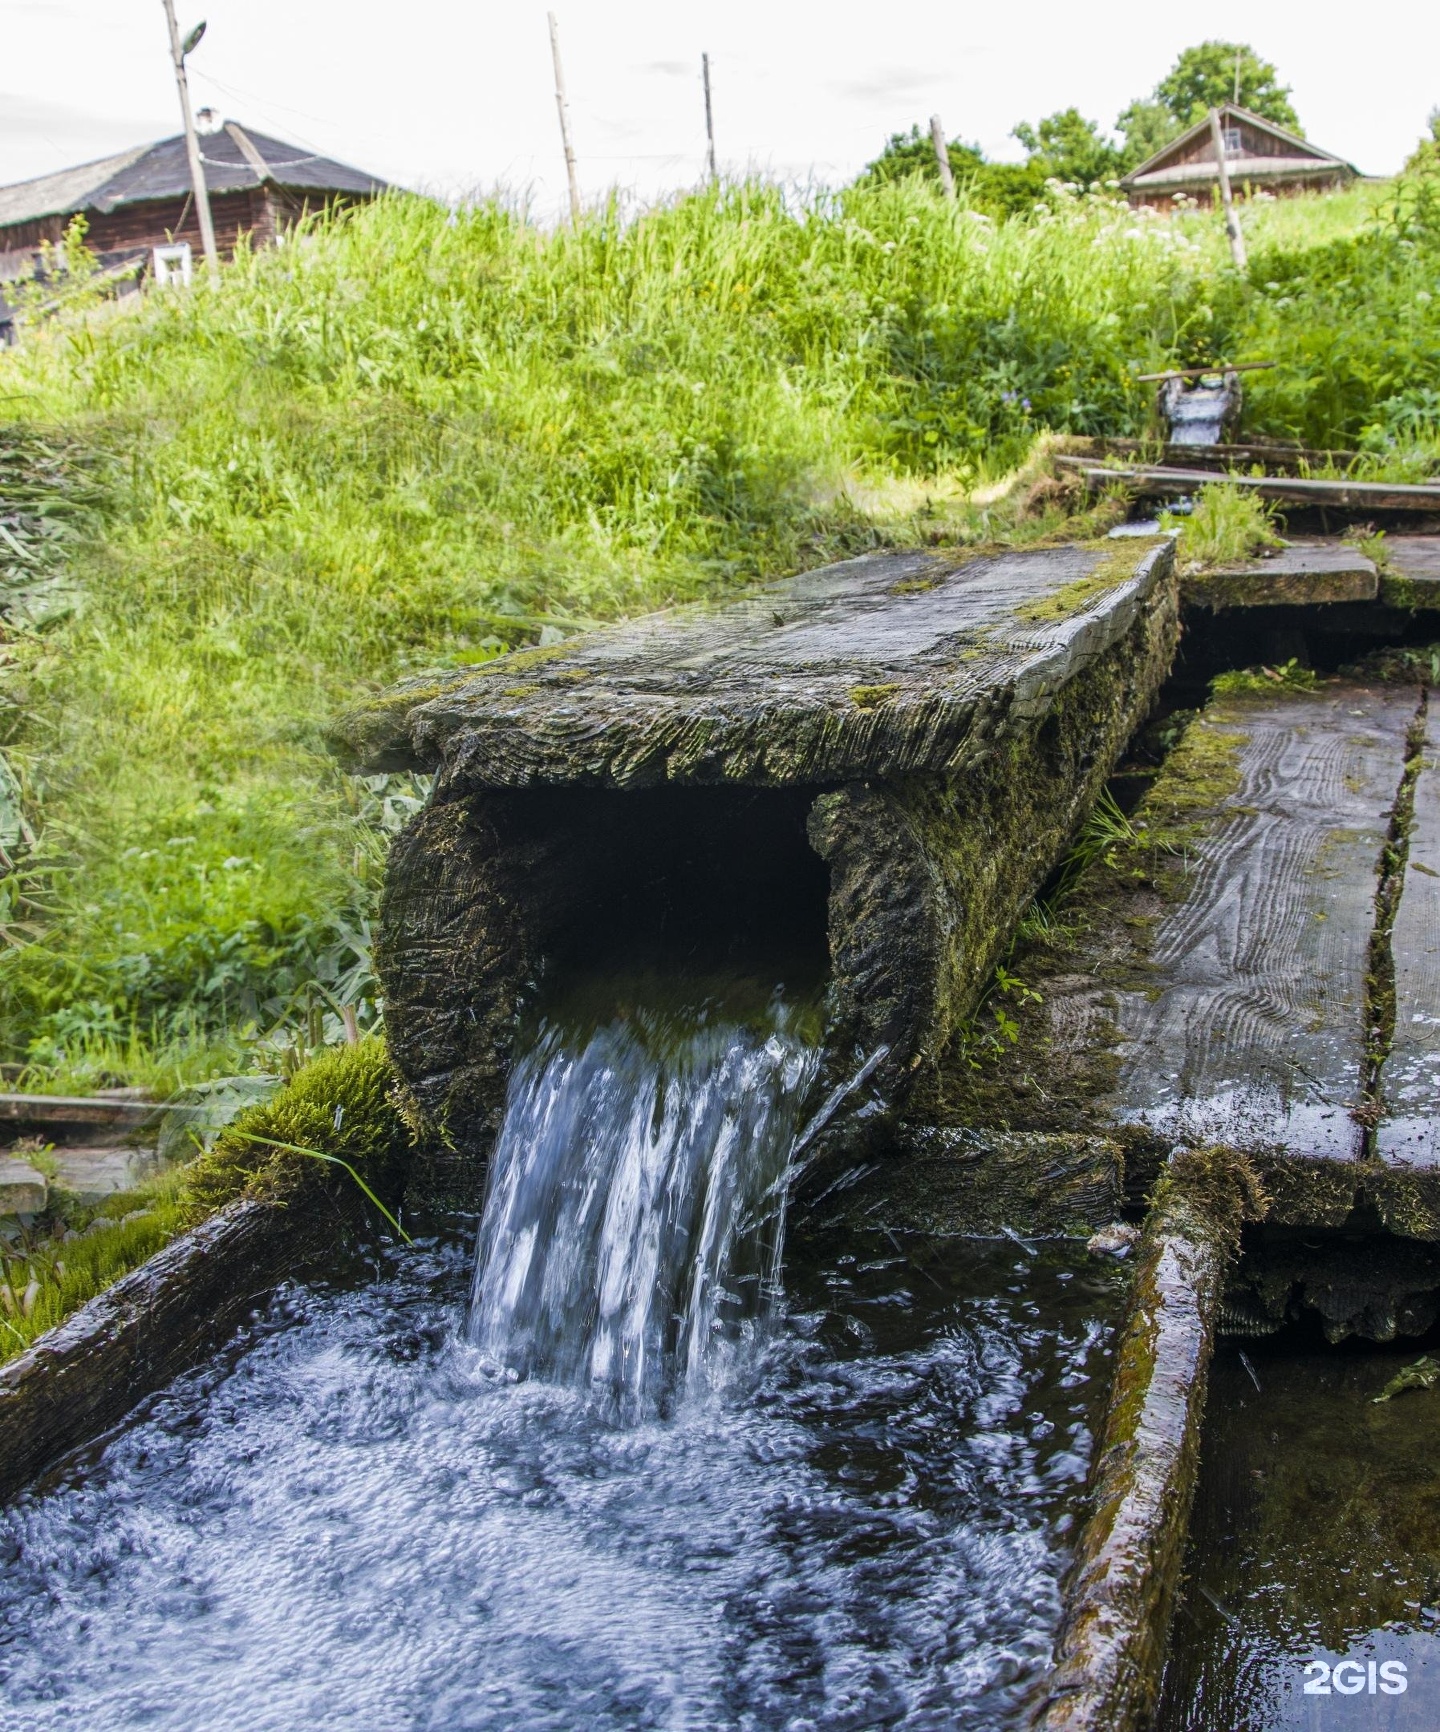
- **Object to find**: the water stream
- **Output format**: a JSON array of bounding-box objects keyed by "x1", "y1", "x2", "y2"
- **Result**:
[
  {"x1": 468, "y1": 982, "x2": 821, "y2": 1418},
  {"x1": 0, "y1": 978, "x2": 1125, "y2": 1730}
]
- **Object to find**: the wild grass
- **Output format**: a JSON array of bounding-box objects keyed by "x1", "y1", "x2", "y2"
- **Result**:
[
  {"x1": 1167, "y1": 482, "x2": 1284, "y2": 568},
  {"x1": 0, "y1": 168, "x2": 1435, "y2": 1078}
]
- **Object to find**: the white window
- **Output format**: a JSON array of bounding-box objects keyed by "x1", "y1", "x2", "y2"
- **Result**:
[
  {"x1": 1223, "y1": 127, "x2": 1243, "y2": 156},
  {"x1": 152, "y1": 242, "x2": 193, "y2": 288}
]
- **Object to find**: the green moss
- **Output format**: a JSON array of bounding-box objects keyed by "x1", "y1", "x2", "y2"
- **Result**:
[
  {"x1": 848, "y1": 683, "x2": 902, "y2": 709},
  {"x1": 1149, "y1": 1144, "x2": 1269, "y2": 1254},
  {"x1": 473, "y1": 643, "x2": 574, "y2": 677},
  {"x1": 1212, "y1": 659, "x2": 1318, "y2": 697},
  {"x1": 0, "y1": 1166, "x2": 189, "y2": 1367},
  {"x1": 888, "y1": 574, "x2": 943, "y2": 595},
  {"x1": 1015, "y1": 539, "x2": 1162, "y2": 624},
  {"x1": 183, "y1": 1037, "x2": 407, "y2": 1224}
]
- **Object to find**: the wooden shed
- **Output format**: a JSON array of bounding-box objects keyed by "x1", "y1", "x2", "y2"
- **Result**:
[
  {"x1": 0, "y1": 118, "x2": 385, "y2": 286},
  {"x1": 1121, "y1": 104, "x2": 1358, "y2": 210}
]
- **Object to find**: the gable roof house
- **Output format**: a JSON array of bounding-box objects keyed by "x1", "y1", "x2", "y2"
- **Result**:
[
  {"x1": 0, "y1": 118, "x2": 386, "y2": 288},
  {"x1": 1121, "y1": 104, "x2": 1358, "y2": 210}
]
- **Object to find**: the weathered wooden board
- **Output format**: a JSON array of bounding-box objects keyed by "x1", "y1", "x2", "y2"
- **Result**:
[
  {"x1": 1379, "y1": 727, "x2": 1440, "y2": 1166},
  {"x1": 1056, "y1": 455, "x2": 1440, "y2": 515},
  {"x1": 1184, "y1": 541, "x2": 1377, "y2": 610},
  {"x1": 335, "y1": 539, "x2": 1175, "y2": 791},
  {"x1": 1108, "y1": 686, "x2": 1411, "y2": 1158},
  {"x1": 1380, "y1": 535, "x2": 1440, "y2": 608}
]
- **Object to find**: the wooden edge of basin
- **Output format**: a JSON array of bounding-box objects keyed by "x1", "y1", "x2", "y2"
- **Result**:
[{"x1": 1030, "y1": 1149, "x2": 1259, "y2": 1731}]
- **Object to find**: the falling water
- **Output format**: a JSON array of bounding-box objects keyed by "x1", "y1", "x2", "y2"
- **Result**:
[{"x1": 468, "y1": 987, "x2": 822, "y2": 1417}]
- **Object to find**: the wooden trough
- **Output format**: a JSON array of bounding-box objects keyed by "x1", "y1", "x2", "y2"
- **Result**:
[{"x1": 336, "y1": 537, "x2": 1182, "y2": 1206}]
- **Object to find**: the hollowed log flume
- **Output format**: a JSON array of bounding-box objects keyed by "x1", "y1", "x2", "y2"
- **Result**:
[{"x1": 333, "y1": 538, "x2": 1181, "y2": 1206}]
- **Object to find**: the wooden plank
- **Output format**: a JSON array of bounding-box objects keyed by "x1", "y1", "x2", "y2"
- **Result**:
[
  {"x1": 1107, "y1": 686, "x2": 1412, "y2": 1158},
  {"x1": 1378, "y1": 728, "x2": 1440, "y2": 1166},
  {"x1": 0, "y1": 1091, "x2": 162, "y2": 1130},
  {"x1": 1036, "y1": 1153, "x2": 1247, "y2": 1732},
  {"x1": 334, "y1": 538, "x2": 1177, "y2": 788},
  {"x1": 1056, "y1": 455, "x2": 1440, "y2": 514},
  {"x1": 1081, "y1": 439, "x2": 1363, "y2": 476},
  {"x1": 1184, "y1": 541, "x2": 1377, "y2": 610},
  {"x1": 1380, "y1": 534, "x2": 1440, "y2": 608}
]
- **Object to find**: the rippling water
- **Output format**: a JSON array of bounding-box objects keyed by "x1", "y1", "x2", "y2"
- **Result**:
[
  {"x1": 0, "y1": 980, "x2": 1124, "y2": 1730},
  {"x1": 0, "y1": 1231, "x2": 1119, "y2": 1732}
]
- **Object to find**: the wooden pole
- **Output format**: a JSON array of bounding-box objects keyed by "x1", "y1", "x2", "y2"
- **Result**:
[
  {"x1": 929, "y1": 114, "x2": 956, "y2": 200},
  {"x1": 547, "y1": 12, "x2": 582, "y2": 226},
  {"x1": 159, "y1": 0, "x2": 219, "y2": 281},
  {"x1": 1208, "y1": 106, "x2": 1248, "y2": 271},
  {"x1": 702, "y1": 52, "x2": 718, "y2": 184}
]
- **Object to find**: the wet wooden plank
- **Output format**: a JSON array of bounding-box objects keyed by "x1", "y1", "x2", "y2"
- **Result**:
[
  {"x1": 333, "y1": 539, "x2": 1177, "y2": 789},
  {"x1": 1036, "y1": 1152, "x2": 1246, "y2": 1732},
  {"x1": 1108, "y1": 685, "x2": 1412, "y2": 1158},
  {"x1": 1056, "y1": 455, "x2": 1440, "y2": 514},
  {"x1": 1184, "y1": 541, "x2": 1377, "y2": 610},
  {"x1": 1380, "y1": 535, "x2": 1440, "y2": 607},
  {"x1": 1379, "y1": 726, "x2": 1440, "y2": 1166}
]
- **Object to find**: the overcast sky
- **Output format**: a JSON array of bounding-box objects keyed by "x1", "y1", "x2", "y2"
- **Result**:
[{"x1": 2, "y1": 0, "x2": 1436, "y2": 218}]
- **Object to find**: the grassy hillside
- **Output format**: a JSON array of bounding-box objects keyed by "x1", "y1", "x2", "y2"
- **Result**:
[{"x1": 0, "y1": 171, "x2": 1437, "y2": 1088}]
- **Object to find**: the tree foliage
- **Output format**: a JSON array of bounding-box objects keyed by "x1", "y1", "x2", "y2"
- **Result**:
[
  {"x1": 1155, "y1": 41, "x2": 1301, "y2": 133},
  {"x1": 858, "y1": 126, "x2": 1050, "y2": 216},
  {"x1": 1012, "y1": 109, "x2": 1123, "y2": 188}
]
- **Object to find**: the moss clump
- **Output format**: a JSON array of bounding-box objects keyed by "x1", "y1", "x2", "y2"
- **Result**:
[
  {"x1": 0, "y1": 1168, "x2": 190, "y2": 1367},
  {"x1": 1211, "y1": 658, "x2": 1318, "y2": 697},
  {"x1": 1149, "y1": 1144, "x2": 1269, "y2": 1254},
  {"x1": 849, "y1": 682, "x2": 902, "y2": 709},
  {"x1": 184, "y1": 1037, "x2": 407, "y2": 1224},
  {"x1": 1343, "y1": 642, "x2": 1440, "y2": 685}
]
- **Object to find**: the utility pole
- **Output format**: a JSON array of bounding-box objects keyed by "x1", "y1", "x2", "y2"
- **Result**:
[
  {"x1": 160, "y1": 0, "x2": 219, "y2": 282},
  {"x1": 702, "y1": 53, "x2": 718, "y2": 184},
  {"x1": 1208, "y1": 106, "x2": 1248, "y2": 271},
  {"x1": 929, "y1": 114, "x2": 956, "y2": 200},
  {"x1": 547, "y1": 12, "x2": 582, "y2": 225}
]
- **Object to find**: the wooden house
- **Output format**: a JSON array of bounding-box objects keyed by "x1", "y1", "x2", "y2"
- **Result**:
[
  {"x1": 1121, "y1": 104, "x2": 1357, "y2": 210},
  {"x1": 0, "y1": 117, "x2": 386, "y2": 289}
]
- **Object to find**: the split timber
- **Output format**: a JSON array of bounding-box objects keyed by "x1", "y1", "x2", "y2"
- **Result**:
[{"x1": 346, "y1": 538, "x2": 1182, "y2": 1205}]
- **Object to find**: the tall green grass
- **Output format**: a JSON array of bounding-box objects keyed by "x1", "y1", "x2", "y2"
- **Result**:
[{"x1": 0, "y1": 172, "x2": 1436, "y2": 1078}]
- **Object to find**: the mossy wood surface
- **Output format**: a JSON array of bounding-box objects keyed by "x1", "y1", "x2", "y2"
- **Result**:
[
  {"x1": 1184, "y1": 541, "x2": 1377, "y2": 612},
  {"x1": 955, "y1": 684, "x2": 1414, "y2": 1167},
  {"x1": 340, "y1": 540, "x2": 1174, "y2": 788},
  {"x1": 1378, "y1": 725, "x2": 1440, "y2": 1167},
  {"x1": 1111, "y1": 686, "x2": 1410, "y2": 1159},
  {"x1": 1036, "y1": 1153, "x2": 1250, "y2": 1732},
  {"x1": 378, "y1": 556, "x2": 1180, "y2": 1207},
  {"x1": 1380, "y1": 534, "x2": 1440, "y2": 610}
]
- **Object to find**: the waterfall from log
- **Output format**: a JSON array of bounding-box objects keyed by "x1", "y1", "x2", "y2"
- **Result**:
[{"x1": 466, "y1": 986, "x2": 822, "y2": 1418}]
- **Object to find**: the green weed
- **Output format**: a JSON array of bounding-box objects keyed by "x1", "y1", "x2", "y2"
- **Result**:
[{"x1": 1166, "y1": 483, "x2": 1283, "y2": 569}]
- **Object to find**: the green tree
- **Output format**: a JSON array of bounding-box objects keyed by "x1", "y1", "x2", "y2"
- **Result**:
[
  {"x1": 1116, "y1": 98, "x2": 1182, "y2": 170},
  {"x1": 857, "y1": 125, "x2": 1049, "y2": 215},
  {"x1": 1154, "y1": 41, "x2": 1301, "y2": 132},
  {"x1": 1013, "y1": 108, "x2": 1123, "y2": 187}
]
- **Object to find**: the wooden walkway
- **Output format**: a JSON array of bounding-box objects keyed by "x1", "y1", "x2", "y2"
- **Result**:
[{"x1": 949, "y1": 677, "x2": 1437, "y2": 1183}]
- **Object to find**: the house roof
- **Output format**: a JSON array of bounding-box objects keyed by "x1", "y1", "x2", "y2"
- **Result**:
[
  {"x1": 0, "y1": 123, "x2": 386, "y2": 230},
  {"x1": 1121, "y1": 104, "x2": 1358, "y2": 194}
]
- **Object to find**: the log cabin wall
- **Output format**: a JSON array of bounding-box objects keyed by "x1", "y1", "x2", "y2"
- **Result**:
[{"x1": 0, "y1": 188, "x2": 361, "y2": 268}]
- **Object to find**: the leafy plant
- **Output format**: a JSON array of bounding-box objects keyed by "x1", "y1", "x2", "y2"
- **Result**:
[{"x1": 1166, "y1": 482, "x2": 1284, "y2": 568}]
